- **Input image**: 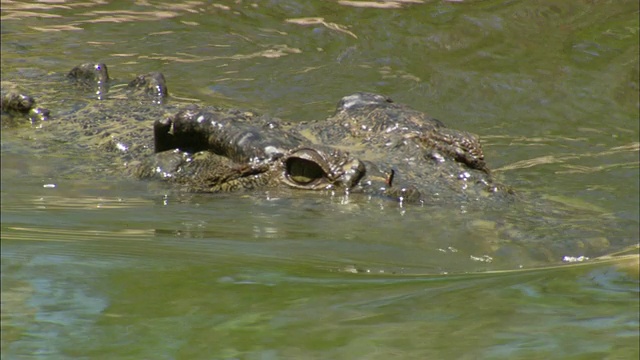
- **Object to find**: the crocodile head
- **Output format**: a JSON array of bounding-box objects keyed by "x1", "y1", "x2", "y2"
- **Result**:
[
  {"x1": 137, "y1": 93, "x2": 509, "y2": 204},
  {"x1": 135, "y1": 107, "x2": 365, "y2": 193},
  {"x1": 3, "y1": 62, "x2": 509, "y2": 204}
]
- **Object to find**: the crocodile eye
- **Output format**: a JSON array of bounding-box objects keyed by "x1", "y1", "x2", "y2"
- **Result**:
[
  {"x1": 282, "y1": 148, "x2": 333, "y2": 189},
  {"x1": 285, "y1": 157, "x2": 326, "y2": 186}
]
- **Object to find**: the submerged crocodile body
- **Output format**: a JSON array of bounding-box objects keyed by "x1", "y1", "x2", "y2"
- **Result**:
[{"x1": 1, "y1": 63, "x2": 512, "y2": 204}]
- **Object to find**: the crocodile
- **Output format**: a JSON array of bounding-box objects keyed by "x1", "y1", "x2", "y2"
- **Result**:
[{"x1": 1, "y1": 63, "x2": 512, "y2": 205}]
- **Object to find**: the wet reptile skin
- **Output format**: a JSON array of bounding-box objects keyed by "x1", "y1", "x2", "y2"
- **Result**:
[{"x1": 2, "y1": 63, "x2": 513, "y2": 204}]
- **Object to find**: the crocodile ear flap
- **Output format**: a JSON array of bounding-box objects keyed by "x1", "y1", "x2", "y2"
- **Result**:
[{"x1": 153, "y1": 118, "x2": 175, "y2": 153}]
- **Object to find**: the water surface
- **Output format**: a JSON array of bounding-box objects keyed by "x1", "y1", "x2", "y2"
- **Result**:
[{"x1": 1, "y1": 0, "x2": 638, "y2": 359}]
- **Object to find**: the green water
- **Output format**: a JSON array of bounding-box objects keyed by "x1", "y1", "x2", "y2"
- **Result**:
[{"x1": 1, "y1": 1, "x2": 638, "y2": 359}]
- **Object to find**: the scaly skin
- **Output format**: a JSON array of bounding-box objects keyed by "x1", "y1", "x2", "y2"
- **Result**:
[
  {"x1": 145, "y1": 92, "x2": 510, "y2": 203},
  {"x1": 2, "y1": 63, "x2": 513, "y2": 204}
]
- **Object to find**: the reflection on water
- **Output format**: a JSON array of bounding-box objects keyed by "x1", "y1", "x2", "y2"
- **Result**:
[
  {"x1": 1, "y1": 0, "x2": 639, "y2": 358},
  {"x1": 2, "y1": 233, "x2": 638, "y2": 358}
]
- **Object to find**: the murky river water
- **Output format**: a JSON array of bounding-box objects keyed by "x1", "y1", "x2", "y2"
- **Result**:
[{"x1": 1, "y1": 1, "x2": 639, "y2": 359}]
